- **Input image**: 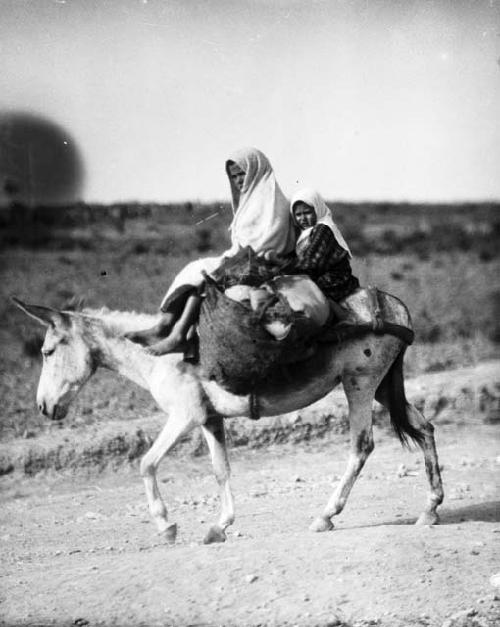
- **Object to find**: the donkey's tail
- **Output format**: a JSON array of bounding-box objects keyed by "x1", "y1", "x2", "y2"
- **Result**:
[{"x1": 377, "y1": 347, "x2": 424, "y2": 448}]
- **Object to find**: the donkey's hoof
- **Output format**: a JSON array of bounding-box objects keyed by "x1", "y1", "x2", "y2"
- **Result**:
[
  {"x1": 203, "y1": 525, "x2": 227, "y2": 544},
  {"x1": 415, "y1": 512, "x2": 440, "y2": 526},
  {"x1": 309, "y1": 517, "x2": 334, "y2": 532},
  {"x1": 161, "y1": 523, "x2": 178, "y2": 543}
]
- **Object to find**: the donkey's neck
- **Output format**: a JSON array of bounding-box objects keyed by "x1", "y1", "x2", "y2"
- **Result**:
[{"x1": 89, "y1": 324, "x2": 157, "y2": 390}]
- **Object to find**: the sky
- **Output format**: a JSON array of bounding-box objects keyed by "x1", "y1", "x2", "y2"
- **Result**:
[{"x1": 1, "y1": 0, "x2": 500, "y2": 204}]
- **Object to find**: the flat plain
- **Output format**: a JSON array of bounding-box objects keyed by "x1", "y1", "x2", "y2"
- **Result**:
[{"x1": 0, "y1": 202, "x2": 499, "y2": 626}]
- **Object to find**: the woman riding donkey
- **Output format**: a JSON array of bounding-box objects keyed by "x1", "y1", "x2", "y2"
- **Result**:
[{"x1": 126, "y1": 147, "x2": 295, "y2": 355}]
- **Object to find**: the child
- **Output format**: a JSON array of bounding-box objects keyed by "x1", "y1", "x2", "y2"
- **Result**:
[
  {"x1": 126, "y1": 147, "x2": 295, "y2": 355},
  {"x1": 288, "y1": 188, "x2": 359, "y2": 321}
]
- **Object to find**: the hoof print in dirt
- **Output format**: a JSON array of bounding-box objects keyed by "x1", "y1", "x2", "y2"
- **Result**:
[{"x1": 203, "y1": 525, "x2": 227, "y2": 544}]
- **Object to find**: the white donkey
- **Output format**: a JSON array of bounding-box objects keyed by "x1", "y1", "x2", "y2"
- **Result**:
[{"x1": 13, "y1": 291, "x2": 443, "y2": 545}]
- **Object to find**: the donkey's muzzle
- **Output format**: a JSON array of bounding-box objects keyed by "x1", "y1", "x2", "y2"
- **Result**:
[
  {"x1": 38, "y1": 400, "x2": 48, "y2": 417},
  {"x1": 38, "y1": 400, "x2": 65, "y2": 421}
]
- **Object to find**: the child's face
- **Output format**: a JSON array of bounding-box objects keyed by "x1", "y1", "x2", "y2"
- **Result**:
[
  {"x1": 293, "y1": 201, "x2": 317, "y2": 229},
  {"x1": 228, "y1": 162, "x2": 246, "y2": 191}
]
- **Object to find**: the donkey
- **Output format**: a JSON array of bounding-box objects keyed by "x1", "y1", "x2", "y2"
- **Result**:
[{"x1": 13, "y1": 290, "x2": 443, "y2": 545}]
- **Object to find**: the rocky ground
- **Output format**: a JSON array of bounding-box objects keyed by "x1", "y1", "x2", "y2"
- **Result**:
[{"x1": 1, "y1": 418, "x2": 499, "y2": 627}]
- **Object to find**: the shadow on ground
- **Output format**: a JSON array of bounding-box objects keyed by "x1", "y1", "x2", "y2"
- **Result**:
[
  {"x1": 340, "y1": 500, "x2": 500, "y2": 530},
  {"x1": 439, "y1": 500, "x2": 500, "y2": 524}
]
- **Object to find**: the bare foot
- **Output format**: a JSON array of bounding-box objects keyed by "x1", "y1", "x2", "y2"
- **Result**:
[
  {"x1": 145, "y1": 334, "x2": 185, "y2": 356},
  {"x1": 124, "y1": 328, "x2": 161, "y2": 346}
]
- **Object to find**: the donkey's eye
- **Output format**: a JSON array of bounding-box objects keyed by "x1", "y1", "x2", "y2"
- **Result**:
[{"x1": 42, "y1": 348, "x2": 55, "y2": 358}]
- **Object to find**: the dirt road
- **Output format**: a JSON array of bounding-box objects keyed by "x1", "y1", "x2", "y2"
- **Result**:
[{"x1": 1, "y1": 421, "x2": 499, "y2": 627}]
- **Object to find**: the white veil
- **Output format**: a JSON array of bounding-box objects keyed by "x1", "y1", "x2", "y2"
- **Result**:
[{"x1": 290, "y1": 188, "x2": 352, "y2": 258}]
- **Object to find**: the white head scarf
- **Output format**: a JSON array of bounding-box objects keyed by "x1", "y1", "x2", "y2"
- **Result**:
[
  {"x1": 226, "y1": 147, "x2": 295, "y2": 256},
  {"x1": 290, "y1": 188, "x2": 352, "y2": 258},
  {"x1": 160, "y1": 148, "x2": 293, "y2": 309}
]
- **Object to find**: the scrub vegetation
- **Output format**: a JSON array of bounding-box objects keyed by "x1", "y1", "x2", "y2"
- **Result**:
[{"x1": 1, "y1": 201, "x2": 499, "y2": 441}]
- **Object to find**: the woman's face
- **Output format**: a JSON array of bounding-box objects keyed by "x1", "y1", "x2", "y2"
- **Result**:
[
  {"x1": 228, "y1": 162, "x2": 246, "y2": 191},
  {"x1": 293, "y1": 201, "x2": 317, "y2": 229}
]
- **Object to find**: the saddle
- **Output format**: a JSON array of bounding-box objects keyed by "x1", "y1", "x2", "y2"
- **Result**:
[
  {"x1": 196, "y1": 247, "x2": 413, "y2": 405},
  {"x1": 197, "y1": 275, "x2": 316, "y2": 396},
  {"x1": 197, "y1": 275, "x2": 413, "y2": 399}
]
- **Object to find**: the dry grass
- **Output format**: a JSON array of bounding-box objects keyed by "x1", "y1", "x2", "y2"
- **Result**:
[{"x1": 1, "y1": 202, "x2": 499, "y2": 441}]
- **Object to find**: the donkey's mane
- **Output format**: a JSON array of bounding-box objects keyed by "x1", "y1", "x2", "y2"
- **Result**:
[{"x1": 78, "y1": 306, "x2": 162, "y2": 335}]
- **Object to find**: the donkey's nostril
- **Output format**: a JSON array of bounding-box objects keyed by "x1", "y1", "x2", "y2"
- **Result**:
[{"x1": 38, "y1": 401, "x2": 47, "y2": 416}]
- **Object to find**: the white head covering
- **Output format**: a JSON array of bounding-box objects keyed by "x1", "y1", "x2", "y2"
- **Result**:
[
  {"x1": 160, "y1": 148, "x2": 294, "y2": 309},
  {"x1": 226, "y1": 147, "x2": 295, "y2": 256},
  {"x1": 290, "y1": 188, "x2": 352, "y2": 258}
]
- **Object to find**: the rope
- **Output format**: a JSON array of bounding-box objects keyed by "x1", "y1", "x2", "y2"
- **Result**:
[{"x1": 249, "y1": 391, "x2": 260, "y2": 421}]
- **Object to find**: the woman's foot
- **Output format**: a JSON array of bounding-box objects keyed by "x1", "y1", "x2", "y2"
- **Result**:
[
  {"x1": 124, "y1": 328, "x2": 161, "y2": 346},
  {"x1": 125, "y1": 315, "x2": 175, "y2": 346},
  {"x1": 145, "y1": 333, "x2": 185, "y2": 356}
]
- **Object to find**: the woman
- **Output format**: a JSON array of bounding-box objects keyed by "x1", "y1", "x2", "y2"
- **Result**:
[
  {"x1": 127, "y1": 147, "x2": 295, "y2": 355},
  {"x1": 289, "y1": 188, "x2": 359, "y2": 320}
]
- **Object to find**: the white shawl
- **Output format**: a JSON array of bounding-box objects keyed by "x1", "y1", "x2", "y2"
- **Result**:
[
  {"x1": 290, "y1": 188, "x2": 352, "y2": 258},
  {"x1": 161, "y1": 148, "x2": 293, "y2": 310},
  {"x1": 226, "y1": 147, "x2": 295, "y2": 257}
]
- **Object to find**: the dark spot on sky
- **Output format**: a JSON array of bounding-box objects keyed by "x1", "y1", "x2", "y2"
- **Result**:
[
  {"x1": 100, "y1": 270, "x2": 107, "y2": 276},
  {"x1": 0, "y1": 110, "x2": 84, "y2": 207},
  {"x1": 364, "y1": 348, "x2": 372, "y2": 357}
]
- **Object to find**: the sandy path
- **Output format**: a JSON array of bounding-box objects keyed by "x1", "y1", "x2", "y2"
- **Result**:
[{"x1": 1, "y1": 422, "x2": 499, "y2": 627}]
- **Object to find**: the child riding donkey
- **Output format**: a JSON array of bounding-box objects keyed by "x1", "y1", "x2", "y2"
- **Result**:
[{"x1": 287, "y1": 188, "x2": 360, "y2": 324}]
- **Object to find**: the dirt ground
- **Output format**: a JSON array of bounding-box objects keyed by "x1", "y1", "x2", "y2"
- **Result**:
[{"x1": 1, "y1": 420, "x2": 499, "y2": 627}]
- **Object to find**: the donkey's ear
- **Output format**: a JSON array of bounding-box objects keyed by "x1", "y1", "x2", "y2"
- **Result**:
[{"x1": 11, "y1": 297, "x2": 71, "y2": 329}]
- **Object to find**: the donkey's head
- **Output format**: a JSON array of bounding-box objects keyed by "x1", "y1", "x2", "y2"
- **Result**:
[{"x1": 13, "y1": 298, "x2": 97, "y2": 421}]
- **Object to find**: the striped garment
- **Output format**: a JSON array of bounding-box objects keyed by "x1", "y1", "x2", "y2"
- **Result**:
[{"x1": 290, "y1": 224, "x2": 359, "y2": 302}]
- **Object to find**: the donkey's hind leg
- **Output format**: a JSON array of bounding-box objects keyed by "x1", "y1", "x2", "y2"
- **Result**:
[
  {"x1": 406, "y1": 403, "x2": 444, "y2": 525},
  {"x1": 375, "y1": 379, "x2": 444, "y2": 526},
  {"x1": 310, "y1": 374, "x2": 377, "y2": 532},
  {"x1": 140, "y1": 411, "x2": 197, "y2": 542},
  {"x1": 200, "y1": 414, "x2": 235, "y2": 544}
]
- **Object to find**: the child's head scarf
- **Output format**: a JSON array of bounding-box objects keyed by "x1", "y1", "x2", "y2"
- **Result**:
[
  {"x1": 225, "y1": 147, "x2": 294, "y2": 256},
  {"x1": 290, "y1": 187, "x2": 352, "y2": 258}
]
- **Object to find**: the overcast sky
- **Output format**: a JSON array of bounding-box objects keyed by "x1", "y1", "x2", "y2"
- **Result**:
[{"x1": 1, "y1": 0, "x2": 500, "y2": 203}]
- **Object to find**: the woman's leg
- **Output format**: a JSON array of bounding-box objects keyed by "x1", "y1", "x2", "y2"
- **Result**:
[
  {"x1": 124, "y1": 311, "x2": 176, "y2": 345},
  {"x1": 125, "y1": 288, "x2": 195, "y2": 346},
  {"x1": 146, "y1": 294, "x2": 202, "y2": 356}
]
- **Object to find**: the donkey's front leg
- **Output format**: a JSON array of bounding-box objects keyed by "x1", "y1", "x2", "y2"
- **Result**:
[
  {"x1": 310, "y1": 375, "x2": 376, "y2": 532},
  {"x1": 140, "y1": 412, "x2": 197, "y2": 542},
  {"x1": 200, "y1": 414, "x2": 235, "y2": 544}
]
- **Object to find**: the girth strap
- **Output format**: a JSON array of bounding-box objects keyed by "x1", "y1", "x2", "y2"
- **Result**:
[
  {"x1": 319, "y1": 320, "x2": 414, "y2": 346},
  {"x1": 249, "y1": 392, "x2": 260, "y2": 421}
]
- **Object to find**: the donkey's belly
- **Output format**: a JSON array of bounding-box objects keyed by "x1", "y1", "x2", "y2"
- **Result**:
[
  {"x1": 203, "y1": 343, "x2": 341, "y2": 418},
  {"x1": 255, "y1": 344, "x2": 343, "y2": 415},
  {"x1": 205, "y1": 334, "x2": 398, "y2": 418}
]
